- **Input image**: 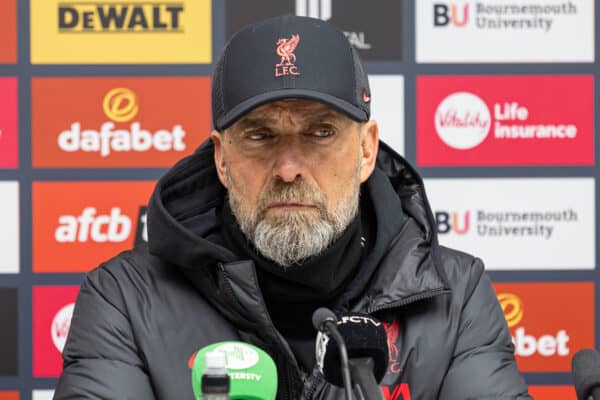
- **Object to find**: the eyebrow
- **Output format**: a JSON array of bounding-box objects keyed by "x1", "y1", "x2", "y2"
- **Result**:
[{"x1": 233, "y1": 110, "x2": 347, "y2": 131}]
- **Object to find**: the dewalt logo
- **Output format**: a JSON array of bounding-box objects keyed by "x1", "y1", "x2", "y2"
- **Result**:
[
  {"x1": 58, "y1": 3, "x2": 184, "y2": 33},
  {"x1": 31, "y1": 0, "x2": 211, "y2": 64}
]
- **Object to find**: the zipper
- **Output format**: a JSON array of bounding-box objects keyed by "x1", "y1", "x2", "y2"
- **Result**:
[
  {"x1": 219, "y1": 262, "x2": 303, "y2": 400},
  {"x1": 367, "y1": 288, "x2": 451, "y2": 313}
]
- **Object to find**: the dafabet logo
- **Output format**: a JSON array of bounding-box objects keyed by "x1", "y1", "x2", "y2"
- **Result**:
[
  {"x1": 33, "y1": 286, "x2": 79, "y2": 377},
  {"x1": 30, "y1": 0, "x2": 211, "y2": 63},
  {"x1": 33, "y1": 181, "x2": 155, "y2": 272},
  {"x1": 417, "y1": 76, "x2": 594, "y2": 166},
  {"x1": 0, "y1": 78, "x2": 18, "y2": 168},
  {"x1": 32, "y1": 77, "x2": 210, "y2": 167},
  {"x1": 494, "y1": 283, "x2": 594, "y2": 372},
  {"x1": 0, "y1": 0, "x2": 17, "y2": 63}
]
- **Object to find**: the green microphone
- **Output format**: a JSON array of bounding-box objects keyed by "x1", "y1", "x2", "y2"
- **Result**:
[{"x1": 191, "y1": 341, "x2": 278, "y2": 400}]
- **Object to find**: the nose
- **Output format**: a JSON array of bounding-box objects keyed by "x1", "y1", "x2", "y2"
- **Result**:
[{"x1": 271, "y1": 142, "x2": 306, "y2": 183}]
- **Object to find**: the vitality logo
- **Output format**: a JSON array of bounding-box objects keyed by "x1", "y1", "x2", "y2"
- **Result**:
[
  {"x1": 417, "y1": 76, "x2": 594, "y2": 166},
  {"x1": 33, "y1": 286, "x2": 79, "y2": 377}
]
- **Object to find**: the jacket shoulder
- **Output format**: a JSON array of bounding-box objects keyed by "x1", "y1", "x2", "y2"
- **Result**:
[{"x1": 439, "y1": 246, "x2": 484, "y2": 289}]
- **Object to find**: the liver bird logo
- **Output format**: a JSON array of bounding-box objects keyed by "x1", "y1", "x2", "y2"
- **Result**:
[{"x1": 276, "y1": 34, "x2": 300, "y2": 66}]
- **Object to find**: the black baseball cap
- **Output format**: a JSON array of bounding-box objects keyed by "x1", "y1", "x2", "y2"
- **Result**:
[{"x1": 212, "y1": 15, "x2": 371, "y2": 131}]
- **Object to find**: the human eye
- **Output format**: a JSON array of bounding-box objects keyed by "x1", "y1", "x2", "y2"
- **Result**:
[
  {"x1": 244, "y1": 131, "x2": 272, "y2": 141},
  {"x1": 310, "y1": 128, "x2": 335, "y2": 138}
]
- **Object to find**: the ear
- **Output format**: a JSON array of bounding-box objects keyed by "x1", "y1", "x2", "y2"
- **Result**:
[
  {"x1": 358, "y1": 120, "x2": 379, "y2": 183},
  {"x1": 211, "y1": 130, "x2": 228, "y2": 188}
]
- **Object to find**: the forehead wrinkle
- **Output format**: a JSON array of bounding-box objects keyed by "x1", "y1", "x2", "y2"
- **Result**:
[{"x1": 229, "y1": 99, "x2": 352, "y2": 133}]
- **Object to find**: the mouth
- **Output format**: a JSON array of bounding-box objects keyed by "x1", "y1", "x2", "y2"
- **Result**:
[{"x1": 267, "y1": 202, "x2": 316, "y2": 210}]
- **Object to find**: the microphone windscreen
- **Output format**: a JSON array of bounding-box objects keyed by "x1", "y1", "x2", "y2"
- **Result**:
[
  {"x1": 312, "y1": 307, "x2": 337, "y2": 331},
  {"x1": 191, "y1": 341, "x2": 278, "y2": 400},
  {"x1": 572, "y1": 349, "x2": 600, "y2": 400},
  {"x1": 316, "y1": 313, "x2": 389, "y2": 386}
]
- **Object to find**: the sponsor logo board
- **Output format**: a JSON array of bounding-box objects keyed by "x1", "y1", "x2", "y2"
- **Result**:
[
  {"x1": 32, "y1": 392, "x2": 54, "y2": 400},
  {"x1": 33, "y1": 181, "x2": 154, "y2": 272},
  {"x1": 33, "y1": 286, "x2": 79, "y2": 377},
  {"x1": 494, "y1": 283, "x2": 594, "y2": 372},
  {"x1": 416, "y1": 0, "x2": 594, "y2": 62},
  {"x1": 0, "y1": 182, "x2": 19, "y2": 273},
  {"x1": 528, "y1": 386, "x2": 576, "y2": 400},
  {"x1": 426, "y1": 178, "x2": 595, "y2": 269},
  {"x1": 417, "y1": 76, "x2": 594, "y2": 166},
  {"x1": 32, "y1": 77, "x2": 210, "y2": 168},
  {"x1": 370, "y1": 75, "x2": 404, "y2": 155},
  {"x1": 0, "y1": 0, "x2": 17, "y2": 63},
  {"x1": 0, "y1": 289, "x2": 18, "y2": 376},
  {"x1": 30, "y1": 0, "x2": 211, "y2": 63},
  {"x1": 225, "y1": 0, "x2": 402, "y2": 61},
  {"x1": 0, "y1": 78, "x2": 18, "y2": 168}
]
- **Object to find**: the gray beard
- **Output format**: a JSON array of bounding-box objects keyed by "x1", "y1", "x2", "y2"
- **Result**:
[{"x1": 226, "y1": 167, "x2": 360, "y2": 268}]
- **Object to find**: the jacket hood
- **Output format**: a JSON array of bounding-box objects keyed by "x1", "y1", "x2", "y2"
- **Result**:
[{"x1": 147, "y1": 139, "x2": 450, "y2": 312}]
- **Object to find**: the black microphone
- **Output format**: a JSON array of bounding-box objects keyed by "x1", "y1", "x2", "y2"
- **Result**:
[
  {"x1": 315, "y1": 311, "x2": 389, "y2": 400},
  {"x1": 313, "y1": 308, "x2": 354, "y2": 400},
  {"x1": 572, "y1": 349, "x2": 600, "y2": 400}
]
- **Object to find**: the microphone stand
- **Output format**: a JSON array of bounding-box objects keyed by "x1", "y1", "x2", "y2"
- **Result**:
[{"x1": 322, "y1": 320, "x2": 354, "y2": 400}]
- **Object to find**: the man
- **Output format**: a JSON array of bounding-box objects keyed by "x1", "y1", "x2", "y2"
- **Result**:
[{"x1": 55, "y1": 15, "x2": 531, "y2": 399}]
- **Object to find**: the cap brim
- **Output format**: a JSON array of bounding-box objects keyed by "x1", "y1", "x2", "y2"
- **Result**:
[{"x1": 216, "y1": 89, "x2": 368, "y2": 131}]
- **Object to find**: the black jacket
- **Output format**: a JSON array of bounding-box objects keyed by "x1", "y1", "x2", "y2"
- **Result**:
[{"x1": 55, "y1": 141, "x2": 531, "y2": 399}]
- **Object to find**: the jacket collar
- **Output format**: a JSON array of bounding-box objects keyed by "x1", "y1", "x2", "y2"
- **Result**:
[{"x1": 147, "y1": 140, "x2": 450, "y2": 316}]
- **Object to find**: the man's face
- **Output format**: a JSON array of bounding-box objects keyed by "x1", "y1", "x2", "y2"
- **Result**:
[{"x1": 212, "y1": 99, "x2": 378, "y2": 267}]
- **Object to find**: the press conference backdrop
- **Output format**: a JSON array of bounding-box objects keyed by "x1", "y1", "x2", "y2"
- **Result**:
[{"x1": 0, "y1": 0, "x2": 596, "y2": 399}]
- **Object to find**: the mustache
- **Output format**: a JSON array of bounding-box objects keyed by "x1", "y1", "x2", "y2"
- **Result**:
[{"x1": 256, "y1": 180, "x2": 327, "y2": 214}]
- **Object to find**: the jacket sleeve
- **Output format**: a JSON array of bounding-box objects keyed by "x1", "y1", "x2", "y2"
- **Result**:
[
  {"x1": 438, "y1": 258, "x2": 532, "y2": 400},
  {"x1": 54, "y1": 264, "x2": 156, "y2": 400}
]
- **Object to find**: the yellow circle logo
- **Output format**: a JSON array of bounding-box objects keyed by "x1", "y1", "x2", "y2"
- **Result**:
[
  {"x1": 102, "y1": 88, "x2": 139, "y2": 122},
  {"x1": 497, "y1": 293, "x2": 524, "y2": 328}
]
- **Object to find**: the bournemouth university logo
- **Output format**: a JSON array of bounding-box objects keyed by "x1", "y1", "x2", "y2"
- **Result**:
[
  {"x1": 32, "y1": 77, "x2": 211, "y2": 167},
  {"x1": 426, "y1": 178, "x2": 594, "y2": 270},
  {"x1": 275, "y1": 34, "x2": 301, "y2": 77},
  {"x1": 433, "y1": 2, "x2": 469, "y2": 27},
  {"x1": 494, "y1": 283, "x2": 594, "y2": 372}
]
